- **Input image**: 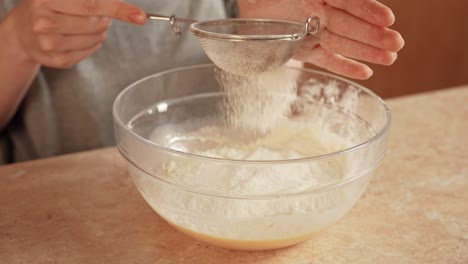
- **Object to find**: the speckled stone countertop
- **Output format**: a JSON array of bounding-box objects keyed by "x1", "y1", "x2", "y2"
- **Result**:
[{"x1": 0, "y1": 87, "x2": 467, "y2": 264}]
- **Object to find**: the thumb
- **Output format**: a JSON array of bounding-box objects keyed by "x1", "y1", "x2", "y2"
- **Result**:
[{"x1": 110, "y1": 0, "x2": 147, "y2": 25}]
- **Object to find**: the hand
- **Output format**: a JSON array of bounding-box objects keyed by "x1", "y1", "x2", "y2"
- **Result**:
[
  {"x1": 5, "y1": 0, "x2": 147, "y2": 68},
  {"x1": 238, "y1": 0, "x2": 405, "y2": 79}
]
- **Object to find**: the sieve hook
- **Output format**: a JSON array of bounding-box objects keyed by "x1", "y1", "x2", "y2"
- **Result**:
[
  {"x1": 304, "y1": 16, "x2": 320, "y2": 36},
  {"x1": 146, "y1": 13, "x2": 197, "y2": 38}
]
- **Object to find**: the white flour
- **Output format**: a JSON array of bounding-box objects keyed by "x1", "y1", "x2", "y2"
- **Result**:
[
  {"x1": 215, "y1": 66, "x2": 296, "y2": 136},
  {"x1": 163, "y1": 119, "x2": 352, "y2": 196}
]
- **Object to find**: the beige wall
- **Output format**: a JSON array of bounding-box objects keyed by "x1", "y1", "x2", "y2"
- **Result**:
[{"x1": 309, "y1": 0, "x2": 468, "y2": 98}]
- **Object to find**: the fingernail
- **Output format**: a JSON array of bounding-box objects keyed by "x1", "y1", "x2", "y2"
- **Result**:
[
  {"x1": 129, "y1": 12, "x2": 146, "y2": 25},
  {"x1": 362, "y1": 67, "x2": 373, "y2": 79}
]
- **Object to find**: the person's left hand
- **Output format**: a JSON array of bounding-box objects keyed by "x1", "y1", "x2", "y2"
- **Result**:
[{"x1": 238, "y1": 0, "x2": 405, "y2": 80}]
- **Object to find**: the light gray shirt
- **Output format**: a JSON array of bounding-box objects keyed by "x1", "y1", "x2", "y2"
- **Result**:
[{"x1": 0, "y1": 0, "x2": 235, "y2": 164}]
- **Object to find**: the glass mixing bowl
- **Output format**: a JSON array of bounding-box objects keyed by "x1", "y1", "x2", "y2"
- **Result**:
[{"x1": 113, "y1": 64, "x2": 390, "y2": 251}]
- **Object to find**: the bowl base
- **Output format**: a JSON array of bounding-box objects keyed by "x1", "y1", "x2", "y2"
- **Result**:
[{"x1": 168, "y1": 221, "x2": 318, "y2": 251}]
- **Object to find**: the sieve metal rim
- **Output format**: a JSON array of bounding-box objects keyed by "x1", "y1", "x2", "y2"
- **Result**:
[{"x1": 190, "y1": 18, "x2": 306, "y2": 41}]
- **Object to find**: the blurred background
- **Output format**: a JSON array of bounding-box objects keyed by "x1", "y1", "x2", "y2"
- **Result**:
[{"x1": 308, "y1": 0, "x2": 468, "y2": 98}]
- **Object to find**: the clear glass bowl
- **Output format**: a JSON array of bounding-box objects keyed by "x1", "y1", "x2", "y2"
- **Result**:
[{"x1": 113, "y1": 64, "x2": 390, "y2": 251}]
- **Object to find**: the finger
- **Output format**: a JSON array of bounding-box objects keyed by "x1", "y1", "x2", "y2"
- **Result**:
[
  {"x1": 32, "y1": 13, "x2": 110, "y2": 35},
  {"x1": 319, "y1": 30, "x2": 397, "y2": 65},
  {"x1": 36, "y1": 33, "x2": 105, "y2": 52},
  {"x1": 54, "y1": 13, "x2": 111, "y2": 34},
  {"x1": 323, "y1": 6, "x2": 404, "y2": 52},
  {"x1": 324, "y1": 0, "x2": 395, "y2": 27},
  {"x1": 48, "y1": 0, "x2": 146, "y2": 25},
  {"x1": 40, "y1": 44, "x2": 103, "y2": 69},
  {"x1": 293, "y1": 45, "x2": 373, "y2": 80}
]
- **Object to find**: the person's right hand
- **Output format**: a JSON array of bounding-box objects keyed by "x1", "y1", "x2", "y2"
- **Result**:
[{"x1": 5, "y1": 0, "x2": 147, "y2": 68}]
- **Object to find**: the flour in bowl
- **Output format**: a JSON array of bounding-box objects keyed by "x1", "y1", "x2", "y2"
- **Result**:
[
  {"x1": 162, "y1": 118, "x2": 353, "y2": 196},
  {"x1": 136, "y1": 117, "x2": 367, "y2": 241}
]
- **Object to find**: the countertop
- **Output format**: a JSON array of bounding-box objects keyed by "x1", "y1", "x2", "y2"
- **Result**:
[{"x1": 1, "y1": 87, "x2": 467, "y2": 264}]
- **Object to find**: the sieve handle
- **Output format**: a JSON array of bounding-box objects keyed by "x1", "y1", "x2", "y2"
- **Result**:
[
  {"x1": 304, "y1": 16, "x2": 320, "y2": 36},
  {"x1": 146, "y1": 13, "x2": 198, "y2": 38}
]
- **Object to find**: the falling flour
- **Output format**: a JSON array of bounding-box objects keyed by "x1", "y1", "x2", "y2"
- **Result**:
[{"x1": 215, "y1": 66, "x2": 296, "y2": 136}]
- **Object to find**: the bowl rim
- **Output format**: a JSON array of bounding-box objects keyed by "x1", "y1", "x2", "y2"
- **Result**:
[{"x1": 113, "y1": 63, "x2": 391, "y2": 164}]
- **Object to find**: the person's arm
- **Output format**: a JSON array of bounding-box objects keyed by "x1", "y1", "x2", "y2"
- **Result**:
[
  {"x1": 0, "y1": 0, "x2": 147, "y2": 130},
  {"x1": 0, "y1": 13, "x2": 39, "y2": 130},
  {"x1": 237, "y1": 0, "x2": 404, "y2": 80}
]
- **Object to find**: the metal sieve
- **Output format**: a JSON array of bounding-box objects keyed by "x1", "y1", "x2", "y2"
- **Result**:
[{"x1": 147, "y1": 13, "x2": 320, "y2": 76}]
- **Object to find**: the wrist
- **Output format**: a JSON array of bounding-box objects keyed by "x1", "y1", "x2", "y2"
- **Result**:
[{"x1": 0, "y1": 12, "x2": 38, "y2": 67}]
